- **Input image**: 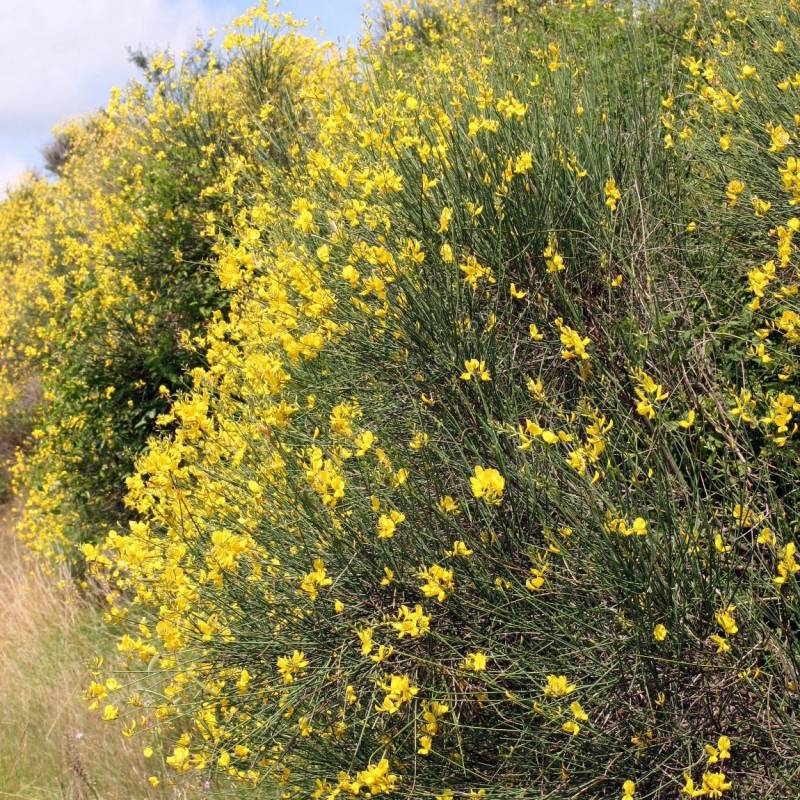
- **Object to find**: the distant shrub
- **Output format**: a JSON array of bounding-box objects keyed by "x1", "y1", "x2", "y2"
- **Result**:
[{"x1": 1, "y1": 14, "x2": 336, "y2": 561}]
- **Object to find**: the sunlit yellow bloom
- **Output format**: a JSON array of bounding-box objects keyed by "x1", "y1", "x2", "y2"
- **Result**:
[
  {"x1": 621, "y1": 780, "x2": 636, "y2": 799},
  {"x1": 543, "y1": 674, "x2": 576, "y2": 697},
  {"x1": 419, "y1": 564, "x2": 455, "y2": 602},
  {"x1": 705, "y1": 735, "x2": 731, "y2": 764},
  {"x1": 715, "y1": 605, "x2": 738, "y2": 636},
  {"x1": 604, "y1": 178, "x2": 621, "y2": 212},
  {"x1": 464, "y1": 651, "x2": 488, "y2": 672},
  {"x1": 461, "y1": 358, "x2": 491, "y2": 381},
  {"x1": 277, "y1": 650, "x2": 308, "y2": 684},
  {"x1": 470, "y1": 465, "x2": 505, "y2": 505}
]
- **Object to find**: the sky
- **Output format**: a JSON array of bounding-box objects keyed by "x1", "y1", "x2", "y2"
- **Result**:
[{"x1": 0, "y1": 0, "x2": 366, "y2": 193}]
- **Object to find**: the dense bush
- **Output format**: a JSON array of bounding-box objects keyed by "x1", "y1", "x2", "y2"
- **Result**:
[
  {"x1": 0, "y1": 11, "x2": 336, "y2": 561},
  {"x1": 2, "y1": 0, "x2": 799, "y2": 798}
]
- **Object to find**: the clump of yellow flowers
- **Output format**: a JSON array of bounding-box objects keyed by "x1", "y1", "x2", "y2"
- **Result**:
[{"x1": 1, "y1": 0, "x2": 799, "y2": 798}]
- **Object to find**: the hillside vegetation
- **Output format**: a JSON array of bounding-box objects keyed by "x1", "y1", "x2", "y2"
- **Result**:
[
  {"x1": 0, "y1": 501, "x2": 171, "y2": 798},
  {"x1": 0, "y1": 1, "x2": 798, "y2": 798}
]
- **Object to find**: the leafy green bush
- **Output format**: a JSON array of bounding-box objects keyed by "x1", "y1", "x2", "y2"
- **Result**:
[{"x1": 90, "y1": 0, "x2": 797, "y2": 797}]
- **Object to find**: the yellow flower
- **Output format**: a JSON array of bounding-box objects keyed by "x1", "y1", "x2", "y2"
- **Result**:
[
  {"x1": 470, "y1": 465, "x2": 505, "y2": 505},
  {"x1": 357, "y1": 627, "x2": 374, "y2": 656},
  {"x1": 354, "y1": 430, "x2": 376, "y2": 456},
  {"x1": 315, "y1": 243, "x2": 331, "y2": 263},
  {"x1": 682, "y1": 773, "x2": 703, "y2": 797},
  {"x1": 570, "y1": 700, "x2": 589, "y2": 721},
  {"x1": 768, "y1": 123, "x2": 791, "y2": 153},
  {"x1": 633, "y1": 369, "x2": 668, "y2": 419},
  {"x1": 438, "y1": 206, "x2": 453, "y2": 233},
  {"x1": 300, "y1": 558, "x2": 333, "y2": 601},
  {"x1": 437, "y1": 495, "x2": 460, "y2": 515},
  {"x1": 752, "y1": 196, "x2": 772, "y2": 217},
  {"x1": 370, "y1": 644, "x2": 394, "y2": 663},
  {"x1": 621, "y1": 780, "x2": 636, "y2": 799},
  {"x1": 419, "y1": 564, "x2": 455, "y2": 602},
  {"x1": 715, "y1": 605, "x2": 738, "y2": 636},
  {"x1": 392, "y1": 605, "x2": 431, "y2": 639},
  {"x1": 725, "y1": 179, "x2": 744, "y2": 206},
  {"x1": 464, "y1": 651, "x2": 488, "y2": 672},
  {"x1": 701, "y1": 771, "x2": 733, "y2": 798},
  {"x1": 604, "y1": 178, "x2": 621, "y2": 212},
  {"x1": 380, "y1": 567, "x2": 395, "y2": 587},
  {"x1": 543, "y1": 236, "x2": 565, "y2": 273},
  {"x1": 677, "y1": 409, "x2": 696, "y2": 429},
  {"x1": 555, "y1": 318, "x2": 591, "y2": 361},
  {"x1": 527, "y1": 377, "x2": 546, "y2": 400},
  {"x1": 341, "y1": 264, "x2": 360, "y2": 287},
  {"x1": 496, "y1": 90, "x2": 527, "y2": 119},
  {"x1": 513, "y1": 151, "x2": 533, "y2": 174},
  {"x1": 543, "y1": 674, "x2": 576, "y2": 697},
  {"x1": 446, "y1": 540, "x2": 474, "y2": 558},
  {"x1": 714, "y1": 534, "x2": 731, "y2": 554},
  {"x1": 710, "y1": 634, "x2": 731, "y2": 654},
  {"x1": 276, "y1": 650, "x2": 308, "y2": 684},
  {"x1": 461, "y1": 358, "x2": 491, "y2": 381},
  {"x1": 757, "y1": 527, "x2": 776, "y2": 547},
  {"x1": 353, "y1": 758, "x2": 399, "y2": 795},
  {"x1": 376, "y1": 673, "x2": 419, "y2": 714},
  {"x1": 738, "y1": 64, "x2": 758, "y2": 80},
  {"x1": 459, "y1": 254, "x2": 495, "y2": 289},
  {"x1": 705, "y1": 734, "x2": 731, "y2": 764},
  {"x1": 562, "y1": 719, "x2": 581, "y2": 736},
  {"x1": 526, "y1": 565, "x2": 547, "y2": 591},
  {"x1": 101, "y1": 703, "x2": 119, "y2": 722},
  {"x1": 236, "y1": 668, "x2": 251, "y2": 694},
  {"x1": 377, "y1": 510, "x2": 406, "y2": 539},
  {"x1": 299, "y1": 716, "x2": 313, "y2": 737},
  {"x1": 166, "y1": 745, "x2": 190, "y2": 772},
  {"x1": 409, "y1": 431, "x2": 429, "y2": 450},
  {"x1": 653, "y1": 624, "x2": 668, "y2": 642},
  {"x1": 774, "y1": 541, "x2": 800, "y2": 587}
]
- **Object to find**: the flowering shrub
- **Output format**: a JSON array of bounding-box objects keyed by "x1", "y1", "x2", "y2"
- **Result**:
[
  {"x1": 2, "y1": 0, "x2": 799, "y2": 797},
  {"x1": 0, "y1": 12, "x2": 336, "y2": 561}
]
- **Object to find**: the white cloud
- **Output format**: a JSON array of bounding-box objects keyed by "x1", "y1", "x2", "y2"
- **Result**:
[
  {"x1": 0, "y1": 153, "x2": 30, "y2": 197},
  {"x1": 0, "y1": 0, "x2": 234, "y2": 137}
]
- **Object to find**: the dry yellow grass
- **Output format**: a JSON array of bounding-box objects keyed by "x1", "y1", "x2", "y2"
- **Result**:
[{"x1": 0, "y1": 501, "x2": 172, "y2": 800}]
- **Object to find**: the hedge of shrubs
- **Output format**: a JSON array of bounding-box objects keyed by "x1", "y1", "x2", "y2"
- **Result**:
[{"x1": 1, "y1": 1, "x2": 798, "y2": 797}]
